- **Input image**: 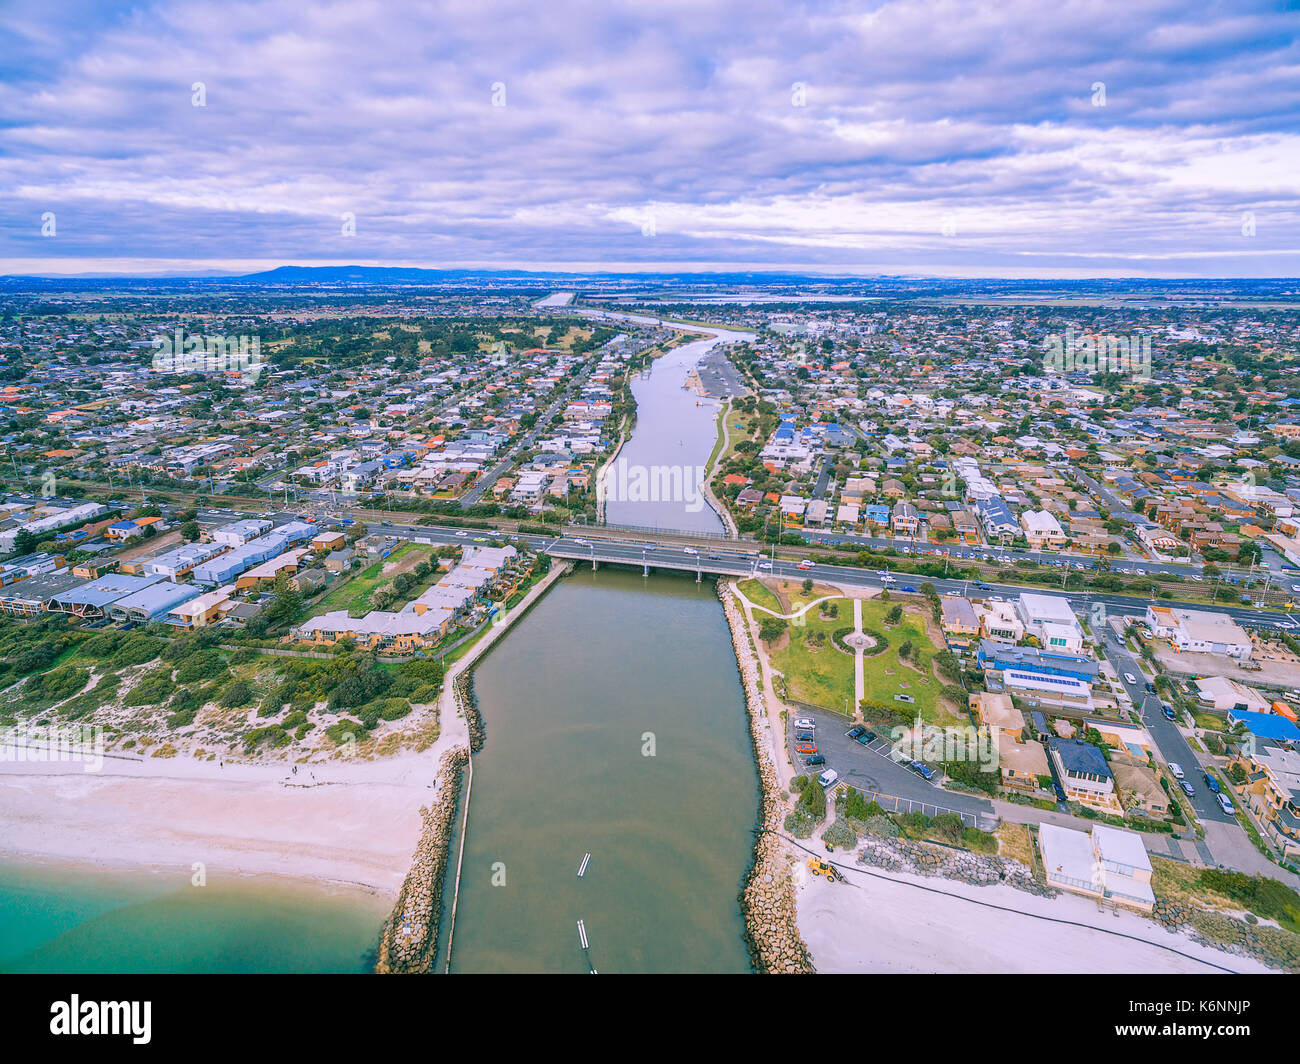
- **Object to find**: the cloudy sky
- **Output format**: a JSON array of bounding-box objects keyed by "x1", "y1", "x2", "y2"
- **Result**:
[{"x1": 1, "y1": 0, "x2": 1298, "y2": 277}]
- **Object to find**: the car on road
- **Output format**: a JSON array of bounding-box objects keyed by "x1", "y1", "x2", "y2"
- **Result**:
[
  {"x1": 900, "y1": 586, "x2": 918, "y2": 593},
  {"x1": 796, "y1": 559, "x2": 814, "y2": 570},
  {"x1": 1123, "y1": 672, "x2": 1138, "y2": 685},
  {"x1": 758, "y1": 561, "x2": 772, "y2": 570},
  {"x1": 1217, "y1": 792, "x2": 1235, "y2": 815},
  {"x1": 880, "y1": 574, "x2": 896, "y2": 584},
  {"x1": 794, "y1": 717, "x2": 815, "y2": 729},
  {"x1": 1203, "y1": 771, "x2": 1220, "y2": 793},
  {"x1": 804, "y1": 754, "x2": 826, "y2": 767},
  {"x1": 796, "y1": 742, "x2": 817, "y2": 755},
  {"x1": 1168, "y1": 762, "x2": 1185, "y2": 779},
  {"x1": 1162, "y1": 704, "x2": 1178, "y2": 721},
  {"x1": 572, "y1": 538, "x2": 589, "y2": 545},
  {"x1": 1144, "y1": 680, "x2": 1156, "y2": 694},
  {"x1": 1178, "y1": 779, "x2": 1196, "y2": 797},
  {"x1": 973, "y1": 581, "x2": 991, "y2": 590},
  {"x1": 455, "y1": 530, "x2": 468, "y2": 537}
]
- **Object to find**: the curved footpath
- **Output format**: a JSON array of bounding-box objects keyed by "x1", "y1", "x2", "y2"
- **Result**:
[{"x1": 717, "y1": 579, "x2": 815, "y2": 974}]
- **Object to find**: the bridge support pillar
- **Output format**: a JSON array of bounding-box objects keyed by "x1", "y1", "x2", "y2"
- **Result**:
[
  {"x1": 643, "y1": 563, "x2": 650, "y2": 577},
  {"x1": 592, "y1": 559, "x2": 598, "y2": 571},
  {"x1": 696, "y1": 567, "x2": 701, "y2": 583}
]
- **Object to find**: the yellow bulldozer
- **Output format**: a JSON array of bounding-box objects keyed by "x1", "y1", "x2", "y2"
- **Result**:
[{"x1": 806, "y1": 857, "x2": 838, "y2": 883}]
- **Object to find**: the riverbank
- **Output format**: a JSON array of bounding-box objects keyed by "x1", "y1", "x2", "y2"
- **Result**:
[
  {"x1": 717, "y1": 579, "x2": 815, "y2": 973},
  {"x1": 375, "y1": 746, "x2": 468, "y2": 973}
]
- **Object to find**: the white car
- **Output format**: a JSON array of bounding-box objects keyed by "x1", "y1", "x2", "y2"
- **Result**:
[
  {"x1": 758, "y1": 561, "x2": 772, "y2": 570},
  {"x1": 1291, "y1": 584, "x2": 1300, "y2": 594},
  {"x1": 455, "y1": 531, "x2": 468, "y2": 538},
  {"x1": 683, "y1": 547, "x2": 698, "y2": 555},
  {"x1": 1217, "y1": 793, "x2": 1235, "y2": 815},
  {"x1": 794, "y1": 717, "x2": 814, "y2": 729},
  {"x1": 1168, "y1": 762, "x2": 1185, "y2": 780},
  {"x1": 1124, "y1": 672, "x2": 1138, "y2": 685},
  {"x1": 880, "y1": 574, "x2": 896, "y2": 584}
]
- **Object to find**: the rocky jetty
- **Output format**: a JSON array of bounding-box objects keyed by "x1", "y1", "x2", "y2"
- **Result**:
[
  {"x1": 855, "y1": 833, "x2": 1054, "y2": 897},
  {"x1": 374, "y1": 746, "x2": 469, "y2": 974},
  {"x1": 455, "y1": 672, "x2": 485, "y2": 753},
  {"x1": 718, "y1": 580, "x2": 816, "y2": 974}
]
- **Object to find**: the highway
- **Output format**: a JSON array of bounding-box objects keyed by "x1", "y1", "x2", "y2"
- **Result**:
[{"x1": 335, "y1": 520, "x2": 1298, "y2": 634}]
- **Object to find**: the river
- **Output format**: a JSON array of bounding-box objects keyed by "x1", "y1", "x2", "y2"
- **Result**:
[
  {"x1": 447, "y1": 568, "x2": 759, "y2": 973},
  {"x1": 587, "y1": 311, "x2": 754, "y2": 535},
  {"x1": 447, "y1": 313, "x2": 761, "y2": 973}
]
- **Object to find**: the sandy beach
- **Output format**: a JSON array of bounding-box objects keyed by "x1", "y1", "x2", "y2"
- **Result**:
[
  {"x1": 797, "y1": 862, "x2": 1274, "y2": 974},
  {"x1": 0, "y1": 751, "x2": 435, "y2": 896}
]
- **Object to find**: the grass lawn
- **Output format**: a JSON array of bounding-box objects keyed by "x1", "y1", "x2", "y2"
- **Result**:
[
  {"x1": 737, "y1": 578, "x2": 782, "y2": 613},
  {"x1": 767, "y1": 596, "x2": 854, "y2": 712},
  {"x1": 766, "y1": 595, "x2": 947, "y2": 722},
  {"x1": 858, "y1": 598, "x2": 944, "y2": 723}
]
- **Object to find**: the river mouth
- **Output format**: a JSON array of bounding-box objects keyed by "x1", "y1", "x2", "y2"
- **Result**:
[{"x1": 446, "y1": 567, "x2": 760, "y2": 973}]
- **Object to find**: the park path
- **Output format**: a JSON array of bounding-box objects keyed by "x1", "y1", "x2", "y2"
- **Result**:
[{"x1": 852, "y1": 598, "x2": 865, "y2": 713}]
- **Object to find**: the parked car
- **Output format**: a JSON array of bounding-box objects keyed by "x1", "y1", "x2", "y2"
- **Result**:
[
  {"x1": 796, "y1": 742, "x2": 817, "y2": 755},
  {"x1": 794, "y1": 717, "x2": 815, "y2": 729},
  {"x1": 1217, "y1": 792, "x2": 1235, "y2": 815},
  {"x1": 1203, "y1": 771, "x2": 1220, "y2": 793},
  {"x1": 1178, "y1": 779, "x2": 1195, "y2": 797},
  {"x1": 1162, "y1": 704, "x2": 1178, "y2": 721},
  {"x1": 847, "y1": 726, "x2": 865, "y2": 739},
  {"x1": 804, "y1": 754, "x2": 826, "y2": 767},
  {"x1": 1168, "y1": 762, "x2": 1185, "y2": 780},
  {"x1": 818, "y1": 769, "x2": 839, "y2": 788},
  {"x1": 795, "y1": 731, "x2": 815, "y2": 742},
  {"x1": 909, "y1": 761, "x2": 934, "y2": 781},
  {"x1": 1144, "y1": 681, "x2": 1156, "y2": 694}
]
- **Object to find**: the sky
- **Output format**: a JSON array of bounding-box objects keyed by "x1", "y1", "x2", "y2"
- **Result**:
[{"x1": 1, "y1": 0, "x2": 1298, "y2": 278}]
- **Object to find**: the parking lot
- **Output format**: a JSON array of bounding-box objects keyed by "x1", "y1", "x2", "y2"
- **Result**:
[{"x1": 786, "y1": 707, "x2": 996, "y2": 829}]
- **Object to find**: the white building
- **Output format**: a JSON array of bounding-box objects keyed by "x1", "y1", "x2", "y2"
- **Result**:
[{"x1": 1016, "y1": 592, "x2": 1083, "y2": 651}]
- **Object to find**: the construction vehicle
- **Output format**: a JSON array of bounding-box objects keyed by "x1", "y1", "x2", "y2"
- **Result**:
[{"x1": 806, "y1": 857, "x2": 838, "y2": 883}]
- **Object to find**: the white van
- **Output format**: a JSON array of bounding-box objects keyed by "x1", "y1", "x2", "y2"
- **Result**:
[
  {"x1": 818, "y1": 769, "x2": 839, "y2": 788},
  {"x1": 1168, "y1": 762, "x2": 1185, "y2": 780}
]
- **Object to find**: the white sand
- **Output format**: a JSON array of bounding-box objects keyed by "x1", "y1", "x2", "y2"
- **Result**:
[
  {"x1": 797, "y1": 862, "x2": 1274, "y2": 974},
  {"x1": 0, "y1": 751, "x2": 438, "y2": 896}
]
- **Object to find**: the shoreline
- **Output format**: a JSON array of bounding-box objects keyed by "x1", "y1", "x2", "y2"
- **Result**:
[
  {"x1": 0, "y1": 750, "x2": 433, "y2": 897},
  {"x1": 716, "y1": 578, "x2": 815, "y2": 974}
]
